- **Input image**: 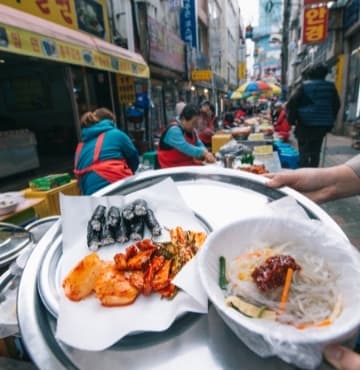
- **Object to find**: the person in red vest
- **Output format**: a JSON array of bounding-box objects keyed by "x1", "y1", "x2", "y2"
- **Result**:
[
  {"x1": 157, "y1": 104, "x2": 216, "y2": 168},
  {"x1": 274, "y1": 102, "x2": 291, "y2": 142},
  {"x1": 74, "y1": 107, "x2": 139, "y2": 194},
  {"x1": 198, "y1": 100, "x2": 216, "y2": 148}
]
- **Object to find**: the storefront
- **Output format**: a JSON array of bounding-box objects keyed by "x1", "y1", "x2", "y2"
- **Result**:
[
  {"x1": 147, "y1": 16, "x2": 186, "y2": 136},
  {"x1": 0, "y1": 4, "x2": 149, "y2": 178}
]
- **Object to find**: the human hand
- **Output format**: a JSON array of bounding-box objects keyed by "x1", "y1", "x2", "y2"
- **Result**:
[
  {"x1": 264, "y1": 167, "x2": 336, "y2": 204},
  {"x1": 203, "y1": 151, "x2": 216, "y2": 164},
  {"x1": 265, "y1": 165, "x2": 360, "y2": 203},
  {"x1": 324, "y1": 344, "x2": 360, "y2": 370}
]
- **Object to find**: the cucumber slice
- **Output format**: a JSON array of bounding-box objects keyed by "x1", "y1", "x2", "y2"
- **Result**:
[{"x1": 225, "y1": 296, "x2": 276, "y2": 320}]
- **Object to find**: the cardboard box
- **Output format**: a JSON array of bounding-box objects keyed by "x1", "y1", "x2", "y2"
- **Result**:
[{"x1": 211, "y1": 134, "x2": 232, "y2": 153}]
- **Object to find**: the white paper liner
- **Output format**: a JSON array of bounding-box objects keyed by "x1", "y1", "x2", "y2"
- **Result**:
[
  {"x1": 198, "y1": 198, "x2": 360, "y2": 369},
  {"x1": 56, "y1": 178, "x2": 208, "y2": 351}
]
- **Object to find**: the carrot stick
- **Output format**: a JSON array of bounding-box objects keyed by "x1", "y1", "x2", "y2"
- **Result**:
[
  {"x1": 279, "y1": 268, "x2": 293, "y2": 313},
  {"x1": 296, "y1": 319, "x2": 332, "y2": 330}
]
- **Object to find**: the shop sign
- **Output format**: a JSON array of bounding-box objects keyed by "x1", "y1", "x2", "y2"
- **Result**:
[
  {"x1": 238, "y1": 62, "x2": 246, "y2": 80},
  {"x1": 180, "y1": 0, "x2": 197, "y2": 48},
  {"x1": 148, "y1": 16, "x2": 185, "y2": 72},
  {"x1": 335, "y1": 54, "x2": 344, "y2": 94},
  {"x1": 116, "y1": 75, "x2": 135, "y2": 105},
  {"x1": 1, "y1": 0, "x2": 110, "y2": 41},
  {"x1": 303, "y1": 0, "x2": 332, "y2": 4},
  {"x1": 0, "y1": 23, "x2": 149, "y2": 78},
  {"x1": 302, "y1": 6, "x2": 328, "y2": 44},
  {"x1": 191, "y1": 70, "x2": 212, "y2": 81}
]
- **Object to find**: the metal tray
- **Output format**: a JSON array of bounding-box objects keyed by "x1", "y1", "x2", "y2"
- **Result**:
[
  {"x1": 0, "y1": 216, "x2": 59, "y2": 270},
  {"x1": 18, "y1": 167, "x2": 340, "y2": 370}
]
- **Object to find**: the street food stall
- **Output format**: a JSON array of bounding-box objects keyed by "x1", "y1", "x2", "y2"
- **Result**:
[{"x1": 5, "y1": 166, "x2": 355, "y2": 370}]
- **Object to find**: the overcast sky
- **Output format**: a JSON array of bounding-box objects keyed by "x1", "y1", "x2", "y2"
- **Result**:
[
  {"x1": 238, "y1": 0, "x2": 259, "y2": 26},
  {"x1": 238, "y1": 0, "x2": 259, "y2": 75}
]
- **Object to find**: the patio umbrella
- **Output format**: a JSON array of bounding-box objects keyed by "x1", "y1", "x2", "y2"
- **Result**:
[
  {"x1": 268, "y1": 83, "x2": 282, "y2": 95},
  {"x1": 230, "y1": 91, "x2": 252, "y2": 100},
  {"x1": 236, "y1": 80, "x2": 272, "y2": 94}
]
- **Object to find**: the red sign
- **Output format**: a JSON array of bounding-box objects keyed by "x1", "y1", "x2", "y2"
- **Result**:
[
  {"x1": 302, "y1": 6, "x2": 328, "y2": 44},
  {"x1": 304, "y1": 0, "x2": 332, "y2": 5}
]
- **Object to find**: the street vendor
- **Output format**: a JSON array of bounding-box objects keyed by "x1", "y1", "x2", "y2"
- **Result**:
[
  {"x1": 274, "y1": 102, "x2": 291, "y2": 142},
  {"x1": 74, "y1": 108, "x2": 139, "y2": 195},
  {"x1": 198, "y1": 100, "x2": 216, "y2": 148},
  {"x1": 157, "y1": 104, "x2": 216, "y2": 168}
]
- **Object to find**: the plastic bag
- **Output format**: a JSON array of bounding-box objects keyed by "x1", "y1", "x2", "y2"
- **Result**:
[
  {"x1": 217, "y1": 139, "x2": 252, "y2": 157},
  {"x1": 199, "y1": 197, "x2": 360, "y2": 369}
]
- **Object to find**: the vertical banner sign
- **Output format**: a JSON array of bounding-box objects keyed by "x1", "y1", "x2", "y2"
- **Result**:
[
  {"x1": 116, "y1": 75, "x2": 135, "y2": 105},
  {"x1": 335, "y1": 54, "x2": 344, "y2": 94},
  {"x1": 180, "y1": 0, "x2": 197, "y2": 48},
  {"x1": 302, "y1": 6, "x2": 329, "y2": 44}
]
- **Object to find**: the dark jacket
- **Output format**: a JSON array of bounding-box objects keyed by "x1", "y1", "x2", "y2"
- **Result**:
[{"x1": 287, "y1": 80, "x2": 340, "y2": 128}]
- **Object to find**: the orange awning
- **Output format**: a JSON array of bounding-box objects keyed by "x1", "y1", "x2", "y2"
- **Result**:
[{"x1": 0, "y1": 5, "x2": 149, "y2": 78}]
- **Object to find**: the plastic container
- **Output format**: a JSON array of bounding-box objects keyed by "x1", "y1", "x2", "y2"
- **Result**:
[
  {"x1": 141, "y1": 151, "x2": 157, "y2": 169},
  {"x1": 23, "y1": 180, "x2": 80, "y2": 217},
  {"x1": 279, "y1": 151, "x2": 299, "y2": 169},
  {"x1": 29, "y1": 173, "x2": 71, "y2": 191}
]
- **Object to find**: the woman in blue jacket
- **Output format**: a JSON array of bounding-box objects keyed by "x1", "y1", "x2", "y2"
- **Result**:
[{"x1": 74, "y1": 108, "x2": 139, "y2": 194}]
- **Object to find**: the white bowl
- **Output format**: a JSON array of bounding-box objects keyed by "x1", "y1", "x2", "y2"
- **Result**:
[
  {"x1": 0, "y1": 199, "x2": 18, "y2": 215},
  {"x1": 198, "y1": 216, "x2": 360, "y2": 369}
]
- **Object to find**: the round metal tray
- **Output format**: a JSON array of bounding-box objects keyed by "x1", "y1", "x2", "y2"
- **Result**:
[{"x1": 18, "y1": 167, "x2": 341, "y2": 370}]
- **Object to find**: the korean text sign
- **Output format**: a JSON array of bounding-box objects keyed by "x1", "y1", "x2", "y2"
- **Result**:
[
  {"x1": 2, "y1": 0, "x2": 110, "y2": 41},
  {"x1": 302, "y1": 6, "x2": 329, "y2": 44},
  {"x1": 180, "y1": 0, "x2": 197, "y2": 48}
]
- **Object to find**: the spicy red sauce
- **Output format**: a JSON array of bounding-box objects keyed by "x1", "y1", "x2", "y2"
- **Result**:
[{"x1": 251, "y1": 255, "x2": 301, "y2": 292}]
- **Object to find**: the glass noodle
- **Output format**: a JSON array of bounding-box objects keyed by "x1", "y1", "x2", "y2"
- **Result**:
[{"x1": 226, "y1": 243, "x2": 341, "y2": 327}]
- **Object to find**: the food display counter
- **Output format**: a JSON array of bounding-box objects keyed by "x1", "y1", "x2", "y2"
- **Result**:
[{"x1": 17, "y1": 167, "x2": 341, "y2": 370}]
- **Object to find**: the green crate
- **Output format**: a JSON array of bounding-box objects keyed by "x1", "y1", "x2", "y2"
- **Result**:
[{"x1": 29, "y1": 173, "x2": 71, "y2": 191}]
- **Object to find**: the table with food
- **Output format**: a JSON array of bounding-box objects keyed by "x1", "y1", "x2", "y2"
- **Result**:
[{"x1": 212, "y1": 115, "x2": 283, "y2": 174}]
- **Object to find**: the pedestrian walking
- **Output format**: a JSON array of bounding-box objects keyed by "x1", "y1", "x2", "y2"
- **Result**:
[
  {"x1": 74, "y1": 107, "x2": 139, "y2": 195},
  {"x1": 286, "y1": 63, "x2": 340, "y2": 167},
  {"x1": 156, "y1": 104, "x2": 215, "y2": 168}
]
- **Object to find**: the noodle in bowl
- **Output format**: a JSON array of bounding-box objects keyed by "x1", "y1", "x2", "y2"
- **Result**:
[{"x1": 198, "y1": 215, "x2": 360, "y2": 368}]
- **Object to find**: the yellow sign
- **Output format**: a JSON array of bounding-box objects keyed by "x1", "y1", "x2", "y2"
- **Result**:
[
  {"x1": 238, "y1": 62, "x2": 246, "y2": 80},
  {"x1": 116, "y1": 75, "x2": 135, "y2": 104},
  {"x1": 335, "y1": 54, "x2": 344, "y2": 95},
  {"x1": 191, "y1": 70, "x2": 212, "y2": 81},
  {"x1": 0, "y1": 23, "x2": 149, "y2": 78},
  {"x1": 2, "y1": 0, "x2": 110, "y2": 41}
]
